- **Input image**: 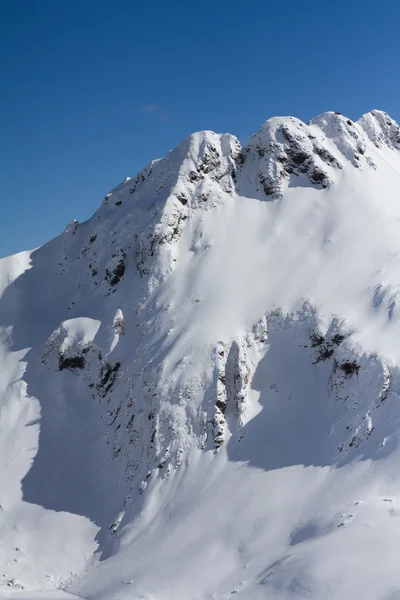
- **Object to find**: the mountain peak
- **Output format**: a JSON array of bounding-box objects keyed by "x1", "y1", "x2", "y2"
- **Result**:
[
  {"x1": 358, "y1": 109, "x2": 400, "y2": 149},
  {"x1": 2, "y1": 108, "x2": 400, "y2": 599},
  {"x1": 242, "y1": 113, "x2": 344, "y2": 198}
]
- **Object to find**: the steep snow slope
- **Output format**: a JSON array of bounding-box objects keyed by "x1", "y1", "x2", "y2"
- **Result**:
[{"x1": 2, "y1": 110, "x2": 400, "y2": 599}]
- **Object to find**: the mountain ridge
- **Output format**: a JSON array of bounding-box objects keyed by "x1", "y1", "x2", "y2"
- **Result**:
[{"x1": 1, "y1": 109, "x2": 400, "y2": 599}]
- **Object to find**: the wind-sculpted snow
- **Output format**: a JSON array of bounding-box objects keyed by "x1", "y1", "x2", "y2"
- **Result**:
[{"x1": 1, "y1": 110, "x2": 400, "y2": 599}]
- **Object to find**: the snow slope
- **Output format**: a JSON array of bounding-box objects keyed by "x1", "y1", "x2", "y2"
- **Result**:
[{"x1": 2, "y1": 110, "x2": 400, "y2": 598}]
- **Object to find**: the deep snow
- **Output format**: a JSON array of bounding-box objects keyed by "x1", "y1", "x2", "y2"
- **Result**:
[{"x1": 2, "y1": 110, "x2": 400, "y2": 598}]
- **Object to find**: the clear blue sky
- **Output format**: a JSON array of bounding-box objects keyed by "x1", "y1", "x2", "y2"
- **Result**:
[{"x1": 2, "y1": 0, "x2": 400, "y2": 257}]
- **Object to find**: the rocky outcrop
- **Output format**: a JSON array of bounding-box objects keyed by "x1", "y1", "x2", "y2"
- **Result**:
[
  {"x1": 358, "y1": 110, "x2": 400, "y2": 150},
  {"x1": 243, "y1": 116, "x2": 343, "y2": 198}
]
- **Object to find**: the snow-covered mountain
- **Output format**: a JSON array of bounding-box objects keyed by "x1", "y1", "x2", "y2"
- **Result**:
[{"x1": 2, "y1": 109, "x2": 400, "y2": 600}]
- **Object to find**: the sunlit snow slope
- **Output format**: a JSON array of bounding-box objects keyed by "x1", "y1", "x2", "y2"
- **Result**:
[{"x1": 2, "y1": 110, "x2": 400, "y2": 599}]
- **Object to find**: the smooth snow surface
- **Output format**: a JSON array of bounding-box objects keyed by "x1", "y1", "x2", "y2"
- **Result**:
[{"x1": 2, "y1": 110, "x2": 400, "y2": 598}]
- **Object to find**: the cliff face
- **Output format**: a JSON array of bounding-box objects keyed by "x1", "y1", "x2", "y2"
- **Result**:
[{"x1": 2, "y1": 110, "x2": 400, "y2": 599}]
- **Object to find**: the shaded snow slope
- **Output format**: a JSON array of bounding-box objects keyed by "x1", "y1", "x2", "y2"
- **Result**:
[{"x1": 1, "y1": 110, "x2": 400, "y2": 599}]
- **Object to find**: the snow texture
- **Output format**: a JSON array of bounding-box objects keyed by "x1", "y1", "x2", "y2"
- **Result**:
[{"x1": 1, "y1": 110, "x2": 400, "y2": 599}]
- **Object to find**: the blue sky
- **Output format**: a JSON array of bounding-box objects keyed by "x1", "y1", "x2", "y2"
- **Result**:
[{"x1": 1, "y1": 0, "x2": 400, "y2": 257}]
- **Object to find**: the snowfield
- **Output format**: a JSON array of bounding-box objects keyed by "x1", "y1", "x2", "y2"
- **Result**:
[{"x1": 1, "y1": 110, "x2": 400, "y2": 598}]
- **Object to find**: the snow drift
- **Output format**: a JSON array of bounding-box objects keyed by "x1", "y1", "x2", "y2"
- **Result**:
[{"x1": 2, "y1": 110, "x2": 400, "y2": 599}]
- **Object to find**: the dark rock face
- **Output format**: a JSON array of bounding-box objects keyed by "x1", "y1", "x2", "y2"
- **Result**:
[
  {"x1": 99, "y1": 361, "x2": 121, "y2": 396},
  {"x1": 109, "y1": 261, "x2": 125, "y2": 286},
  {"x1": 105, "y1": 251, "x2": 127, "y2": 286},
  {"x1": 340, "y1": 361, "x2": 360, "y2": 376},
  {"x1": 59, "y1": 355, "x2": 85, "y2": 371}
]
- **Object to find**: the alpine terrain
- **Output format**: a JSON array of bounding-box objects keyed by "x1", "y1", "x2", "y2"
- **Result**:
[{"x1": 2, "y1": 110, "x2": 400, "y2": 600}]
